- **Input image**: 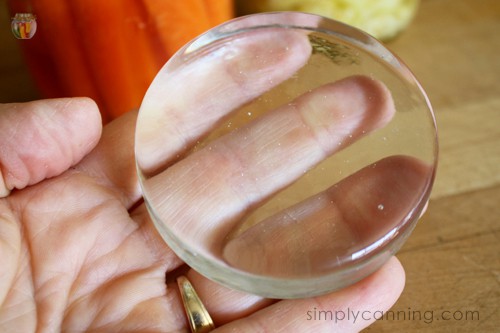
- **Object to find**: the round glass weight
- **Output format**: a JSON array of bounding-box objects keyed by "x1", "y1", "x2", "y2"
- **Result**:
[{"x1": 135, "y1": 12, "x2": 438, "y2": 299}]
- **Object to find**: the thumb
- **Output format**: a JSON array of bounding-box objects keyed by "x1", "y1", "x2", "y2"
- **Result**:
[{"x1": 0, "y1": 98, "x2": 102, "y2": 197}]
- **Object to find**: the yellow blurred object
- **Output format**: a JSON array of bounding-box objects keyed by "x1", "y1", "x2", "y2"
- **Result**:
[{"x1": 236, "y1": 0, "x2": 420, "y2": 41}]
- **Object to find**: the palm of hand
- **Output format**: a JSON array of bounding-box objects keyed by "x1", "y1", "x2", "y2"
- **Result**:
[
  {"x1": 0, "y1": 94, "x2": 406, "y2": 332},
  {"x1": 1, "y1": 110, "x2": 188, "y2": 332}
]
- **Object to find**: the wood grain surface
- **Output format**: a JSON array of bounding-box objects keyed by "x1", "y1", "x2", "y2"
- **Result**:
[
  {"x1": 365, "y1": 0, "x2": 500, "y2": 332},
  {"x1": 1, "y1": 0, "x2": 499, "y2": 332}
]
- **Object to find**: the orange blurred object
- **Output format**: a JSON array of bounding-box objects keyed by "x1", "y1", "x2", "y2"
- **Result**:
[{"x1": 7, "y1": 0, "x2": 234, "y2": 122}]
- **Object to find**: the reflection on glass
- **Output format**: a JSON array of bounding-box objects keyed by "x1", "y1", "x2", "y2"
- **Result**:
[{"x1": 135, "y1": 12, "x2": 438, "y2": 298}]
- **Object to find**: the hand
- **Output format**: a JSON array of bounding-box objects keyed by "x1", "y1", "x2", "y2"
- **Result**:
[
  {"x1": 0, "y1": 95, "x2": 405, "y2": 332},
  {"x1": 0, "y1": 31, "x2": 417, "y2": 332}
]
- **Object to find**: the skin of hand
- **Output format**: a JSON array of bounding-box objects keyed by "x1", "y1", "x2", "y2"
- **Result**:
[
  {"x1": 0, "y1": 96, "x2": 405, "y2": 332},
  {"x1": 0, "y1": 28, "x2": 414, "y2": 332}
]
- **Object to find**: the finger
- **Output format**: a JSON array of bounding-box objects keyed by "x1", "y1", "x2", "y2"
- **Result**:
[
  {"x1": 144, "y1": 76, "x2": 395, "y2": 252},
  {"x1": 215, "y1": 256, "x2": 405, "y2": 332},
  {"x1": 0, "y1": 98, "x2": 101, "y2": 197},
  {"x1": 184, "y1": 270, "x2": 274, "y2": 326},
  {"x1": 135, "y1": 28, "x2": 312, "y2": 174},
  {"x1": 76, "y1": 110, "x2": 142, "y2": 208},
  {"x1": 223, "y1": 155, "x2": 431, "y2": 276}
]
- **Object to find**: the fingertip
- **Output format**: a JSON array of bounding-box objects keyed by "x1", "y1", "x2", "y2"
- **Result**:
[
  {"x1": 372, "y1": 256, "x2": 406, "y2": 312},
  {"x1": 20, "y1": 97, "x2": 103, "y2": 159},
  {"x1": 380, "y1": 256, "x2": 406, "y2": 295},
  {"x1": 56, "y1": 97, "x2": 103, "y2": 152},
  {"x1": 336, "y1": 75, "x2": 396, "y2": 129},
  {"x1": 294, "y1": 75, "x2": 396, "y2": 156},
  {"x1": 313, "y1": 256, "x2": 405, "y2": 332},
  {"x1": 0, "y1": 97, "x2": 103, "y2": 193},
  {"x1": 33, "y1": 97, "x2": 103, "y2": 167},
  {"x1": 68, "y1": 96, "x2": 102, "y2": 123}
]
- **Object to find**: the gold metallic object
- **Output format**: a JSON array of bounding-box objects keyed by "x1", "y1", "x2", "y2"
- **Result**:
[{"x1": 177, "y1": 275, "x2": 215, "y2": 333}]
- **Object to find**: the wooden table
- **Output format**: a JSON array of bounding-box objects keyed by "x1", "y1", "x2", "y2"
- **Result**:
[
  {"x1": 1, "y1": 0, "x2": 499, "y2": 332},
  {"x1": 365, "y1": 1, "x2": 500, "y2": 332}
]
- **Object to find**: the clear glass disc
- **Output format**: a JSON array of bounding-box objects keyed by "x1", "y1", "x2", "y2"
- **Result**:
[{"x1": 135, "y1": 12, "x2": 438, "y2": 298}]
